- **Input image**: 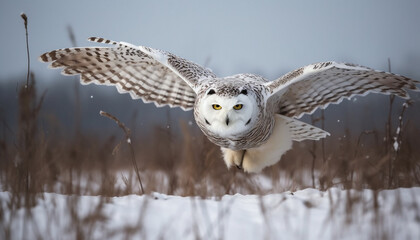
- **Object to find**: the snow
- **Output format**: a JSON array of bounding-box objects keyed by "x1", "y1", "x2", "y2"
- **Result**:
[
  {"x1": 393, "y1": 137, "x2": 399, "y2": 151},
  {"x1": 393, "y1": 141, "x2": 399, "y2": 151},
  {"x1": 1, "y1": 188, "x2": 419, "y2": 239}
]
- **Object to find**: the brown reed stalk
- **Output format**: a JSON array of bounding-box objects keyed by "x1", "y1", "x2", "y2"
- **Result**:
[
  {"x1": 100, "y1": 111, "x2": 145, "y2": 194},
  {"x1": 20, "y1": 13, "x2": 30, "y2": 87}
]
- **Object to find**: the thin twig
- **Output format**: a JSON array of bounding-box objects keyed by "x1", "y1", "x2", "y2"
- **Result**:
[
  {"x1": 66, "y1": 26, "x2": 82, "y2": 137},
  {"x1": 386, "y1": 58, "x2": 395, "y2": 187},
  {"x1": 99, "y1": 111, "x2": 145, "y2": 194},
  {"x1": 20, "y1": 13, "x2": 30, "y2": 87},
  {"x1": 19, "y1": 13, "x2": 33, "y2": 208},
  {"x1": 310, "y1": 114, "x2": 318, "y2": 188},
  {"x1": 393, "y1": 101, "x2": 412, "y2": 154},
  {"x1": 67, "y1": 25, "x2": 77, "y2": 47},
  {"x1": 321, "y1": 109, "x2": 326, "y2": 163}
]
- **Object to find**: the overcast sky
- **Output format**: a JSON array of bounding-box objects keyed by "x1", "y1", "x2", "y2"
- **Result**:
[{"x1": 1, "y1": 0, "x2": 420, "y2": 82}]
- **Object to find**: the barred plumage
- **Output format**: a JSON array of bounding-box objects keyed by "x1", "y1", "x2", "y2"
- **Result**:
[
  {"x1": 39, "y1": 37, "x2": 213, "y2": 110},
  {"x1": 268, "y1": 62, "x2": 419, "y2": 118},
  {"x1": 40, "y1": 37, "x2": 419, "y2": 173}
]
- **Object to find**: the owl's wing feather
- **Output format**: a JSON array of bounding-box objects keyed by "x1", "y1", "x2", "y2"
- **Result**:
[
  {"x1": 279, "y1": 115, "x2": 330, "y2": 142},
  {"x1": 277, "y1": 115, "x2": 330, "y2": 141},
  {"x1": 265, "y1": 62, "x2": 419, "y2": 118},
  {"x1": 39, "y1": 37, "x2": 216, "y2": 111}
]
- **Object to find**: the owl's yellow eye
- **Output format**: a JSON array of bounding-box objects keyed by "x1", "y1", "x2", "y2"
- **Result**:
[
  {"x1": 233, "y1": 104, "x2": 243, "y2": 110},
  {"x1": 212, "y1": 104, "x2": 222, "y2": 110}
]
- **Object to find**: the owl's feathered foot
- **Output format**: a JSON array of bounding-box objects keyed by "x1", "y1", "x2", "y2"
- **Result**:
[
  {"x1": 236, "y1": 150, "x2": 246, "y2": 169},
  {"x1": 221, "y1": 114, "x2": 328, "y2": 173},
  {"x1": 221, "y1": 148, "x2": 246, "y2": 170}
]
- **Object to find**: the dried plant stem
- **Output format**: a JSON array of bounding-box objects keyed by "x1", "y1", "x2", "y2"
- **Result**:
[
  {"x1": 18, "y1": 12, "x2": 45, "y2": 208},
  {"x1": 386, "y1": 58, "x2": 395, "y2": 187},
  {"x1": 386, "y1": 58, "x2": 394, "y2": 156},
  {"x1": 67, "y1": 25, "x2": 77, "y2": 47},
  {"x1": 321, "y1": 109, "x2": 326, "y2": 163},
  {"x1": 309, "y1": 141, "x2": 316, "y2": 188},
  {"x1": 20, "y1": 13, "x2": 30, "y2": 87},
  {"x1": 66, "y1": 26, "x2": 82, "y2": 138},
  {"x1": 391, "y1": 101, "x2": 411, "y2": 183},
  {"x1": 100, "y1": 111, "x2": 145, "y2": 194}
]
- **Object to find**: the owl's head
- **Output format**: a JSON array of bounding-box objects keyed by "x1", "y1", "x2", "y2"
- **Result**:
[{"x1": 195, "y1": 84, "x2": 258, "y2": 138}]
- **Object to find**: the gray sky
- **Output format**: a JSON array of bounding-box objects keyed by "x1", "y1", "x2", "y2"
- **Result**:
[{"x1": 1, "y1": 0, "x2": 420, "y2": 82}]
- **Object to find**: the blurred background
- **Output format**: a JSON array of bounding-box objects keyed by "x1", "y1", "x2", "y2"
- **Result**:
[{"x1": 0, "y1": 0, "x2": 420, "y2": 196}]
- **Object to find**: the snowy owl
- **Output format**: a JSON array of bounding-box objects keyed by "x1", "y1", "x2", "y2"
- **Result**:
[{"x1": 39, "y1": 37, "x2": 419, "y2": 173}]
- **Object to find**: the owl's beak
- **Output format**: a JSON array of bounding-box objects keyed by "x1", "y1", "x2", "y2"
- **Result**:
[{"x1": 225, "y1": 117, "x2": 230, "y2": 126}]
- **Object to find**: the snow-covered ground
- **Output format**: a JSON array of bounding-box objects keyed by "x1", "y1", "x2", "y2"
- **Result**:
[{"x1": 1, "y1": 187, "x2": 419, "y2": 240}]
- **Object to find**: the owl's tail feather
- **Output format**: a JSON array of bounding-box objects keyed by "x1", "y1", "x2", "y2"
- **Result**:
[{"x1": 278, "y1": 114, "x2": 330, "y2": 142}]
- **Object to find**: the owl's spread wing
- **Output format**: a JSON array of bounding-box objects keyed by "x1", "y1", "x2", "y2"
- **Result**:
[
  {"x1": 265, "y1": 62, "x2": 419, "y2": 118},
  {"x1": 39, "y1": 37, "x2": 216, "y2": 111}
]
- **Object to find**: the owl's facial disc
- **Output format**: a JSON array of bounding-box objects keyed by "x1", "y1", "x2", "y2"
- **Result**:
[{"x1": 198, "y1": 89, "x2": 256, "y2": 137}]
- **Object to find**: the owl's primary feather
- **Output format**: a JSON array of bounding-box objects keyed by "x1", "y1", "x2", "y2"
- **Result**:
[{"x1": 40, "y1": 37, "x2": 419, "y2": 173}]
